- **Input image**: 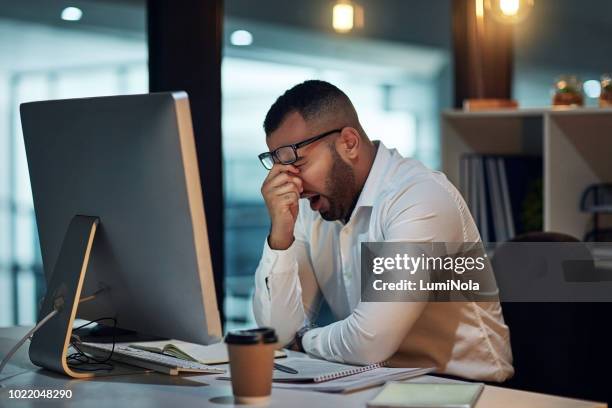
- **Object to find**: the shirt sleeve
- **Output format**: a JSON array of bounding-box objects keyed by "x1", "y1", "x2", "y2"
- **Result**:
[
  {"x1": 302, "y1": 178, "x2": 466, "y2": 364},
  {"x1": 252, "y1": 204, "x2": 322, "y2": 346}
]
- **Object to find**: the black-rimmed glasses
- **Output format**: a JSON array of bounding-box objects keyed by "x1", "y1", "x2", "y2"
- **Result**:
[{"x1": 258, "y1": 128, "x2": 342, "y2": 170}]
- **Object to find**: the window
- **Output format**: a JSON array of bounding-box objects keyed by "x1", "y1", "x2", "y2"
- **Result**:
[{"x1": 0, "y1": 14, "x2": 147, "y2": 327}]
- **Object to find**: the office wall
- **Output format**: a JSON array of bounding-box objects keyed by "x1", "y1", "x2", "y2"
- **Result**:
[{"x1": 514, "y1": 0, "x2": 612, "y2": 71}]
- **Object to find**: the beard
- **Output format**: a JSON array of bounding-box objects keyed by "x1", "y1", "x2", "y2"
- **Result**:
[{"x1": 319, "y1": 145, "x2": 357, "y2": 222}]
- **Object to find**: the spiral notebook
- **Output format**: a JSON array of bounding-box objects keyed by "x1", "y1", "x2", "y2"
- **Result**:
[
  {"x1": 219, "y1": 357, "x2": 434, "y2": 392},
  {"x1": 271, "y1": 357, "x2": 388, "y2": 382}
]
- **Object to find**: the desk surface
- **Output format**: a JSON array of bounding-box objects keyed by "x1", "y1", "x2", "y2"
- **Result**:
[{"x1": 0, "y1": 326, "x2": 606, "y2": 408}]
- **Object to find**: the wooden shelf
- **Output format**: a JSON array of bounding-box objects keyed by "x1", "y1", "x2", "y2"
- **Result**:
[{"x1": 441, "y1": 108, "x2": 612, "y2": 240}]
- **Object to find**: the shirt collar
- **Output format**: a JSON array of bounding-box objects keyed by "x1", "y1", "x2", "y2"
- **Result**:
[{"x1": 352, "y1": 140, "x2": 392, "y2": 211}]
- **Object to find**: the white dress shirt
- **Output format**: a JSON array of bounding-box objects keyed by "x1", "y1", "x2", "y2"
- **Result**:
[{"x1": 252, "y1": 141, "x2": 514, "y2": 382}]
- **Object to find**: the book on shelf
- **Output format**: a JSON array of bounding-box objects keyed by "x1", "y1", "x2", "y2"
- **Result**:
[{"x1": 459, "y1": 154, "x2": 542, "y2": 241}]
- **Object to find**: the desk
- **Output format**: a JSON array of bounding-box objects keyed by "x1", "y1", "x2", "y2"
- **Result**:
[{"x1": 0, "y1": 327, "x2": 606, "y2": 407}]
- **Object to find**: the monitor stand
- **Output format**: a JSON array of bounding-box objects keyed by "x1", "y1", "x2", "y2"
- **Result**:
[{"x1": 27, "y1": 215, "x2": 150, "y2": 378}]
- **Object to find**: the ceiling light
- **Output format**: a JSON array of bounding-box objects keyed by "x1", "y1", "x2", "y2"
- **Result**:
[
  {"x1": 61, "y1": 6, "x2": 83, "y2": 22},
  {"x1": 333, "y1": 1, "x2": 363, "y2": 33},
  {"x1": 230, "y1": 30, "x2": 253, "y2": 46},
  {"x1": 333, "y1": 2, "x2": 354, "y2": 33},
  {"x1": 499, "y1": 0, "x2": 520, "y2": 16},
  {"x1": 485, "y1": 0, "x2": 534, "y2": 24}
]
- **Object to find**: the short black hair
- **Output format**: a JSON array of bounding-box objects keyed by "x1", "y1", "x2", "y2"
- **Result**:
[{"x1": 263, "y1": 80, "x2": 351, "y2": 136}]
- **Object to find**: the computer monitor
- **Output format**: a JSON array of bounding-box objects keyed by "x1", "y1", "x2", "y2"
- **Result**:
[{"x1": 20, "y1": 92, "x2": 221, "y2": 346}]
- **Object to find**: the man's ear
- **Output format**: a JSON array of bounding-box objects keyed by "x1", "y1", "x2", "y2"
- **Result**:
[{"x1": 337, "y1": 127, "x2": 361, "y2": 160}]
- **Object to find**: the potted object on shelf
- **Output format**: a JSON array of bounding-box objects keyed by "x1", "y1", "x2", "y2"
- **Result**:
[
  {"x1": 552, "y1": 75, "x2": 584, "y2": 107},
  {"x1": 600, "y1": 74, "x2": 612, "y2": 107}
]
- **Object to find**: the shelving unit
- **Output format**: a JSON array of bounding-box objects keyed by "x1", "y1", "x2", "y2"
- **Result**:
[{"x1": 441, "y1": 107, "x2": 612, "y2": 240}]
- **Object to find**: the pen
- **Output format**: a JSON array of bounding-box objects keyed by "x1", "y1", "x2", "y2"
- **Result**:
[{"x1": 274, "y1": 362, "x2": 298, "y2": 374}]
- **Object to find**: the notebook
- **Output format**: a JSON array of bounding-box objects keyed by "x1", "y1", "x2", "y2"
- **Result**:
[
  {"x1": 367, "y1": 382, "x2": 484, "y2": 408},
  {"x1": 219, "y1": 357, "x2": 434, "y2": 393},
  {"x1": 128, "y1": 340, "x2": 286, "y2": 365},
  {"x1": 271, "y1": 357, "x2": 388, "y2": 382}
]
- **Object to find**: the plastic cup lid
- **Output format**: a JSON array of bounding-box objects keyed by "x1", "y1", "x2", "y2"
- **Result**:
[{"x1": 225, "y1": 327, "x2": 278, "y2": 345}]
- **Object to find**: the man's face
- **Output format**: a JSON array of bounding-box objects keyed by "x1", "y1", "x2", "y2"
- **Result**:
[{"x1": 267, "y1": 112, "x2": 356, "y2": 221}]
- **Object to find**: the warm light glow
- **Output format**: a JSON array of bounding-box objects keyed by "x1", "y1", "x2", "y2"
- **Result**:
[
  {"x1": 333, "y1": 2, "x2": 354, "y2": 33},
  {"x1": 485, "y1": 0, "x2": 534, "y2": 24},
  {"x1": 475, "y1": 0, "x2": 485, "y2": 18},
  {"x1": 499, "y1": 0, "x2": 520, "y2": 16},
  {"x1": 61, "y1": 6, "x2": 83, "y2": 21}
]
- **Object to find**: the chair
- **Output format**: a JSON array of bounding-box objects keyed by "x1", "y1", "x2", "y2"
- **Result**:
[{"x1": 494, "y1": 232, "x2": 612, "y2": 404}]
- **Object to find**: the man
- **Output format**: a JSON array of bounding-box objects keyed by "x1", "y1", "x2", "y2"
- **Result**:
[{"x1": 252, "y1": 80, "x2": 513, "y2": 382}]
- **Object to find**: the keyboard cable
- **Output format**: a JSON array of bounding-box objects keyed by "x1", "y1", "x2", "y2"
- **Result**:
[
  {"x1": 0, "y1": 308, "x2": 59, "y2": 386},
  {"x1": 0, "y1": 289, "x2": 114, "y2": 386}
]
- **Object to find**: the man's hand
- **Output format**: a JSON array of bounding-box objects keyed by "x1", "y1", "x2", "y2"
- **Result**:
[{"x1": 261, "y1": 164, "x2": 303, "y2": 250}]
